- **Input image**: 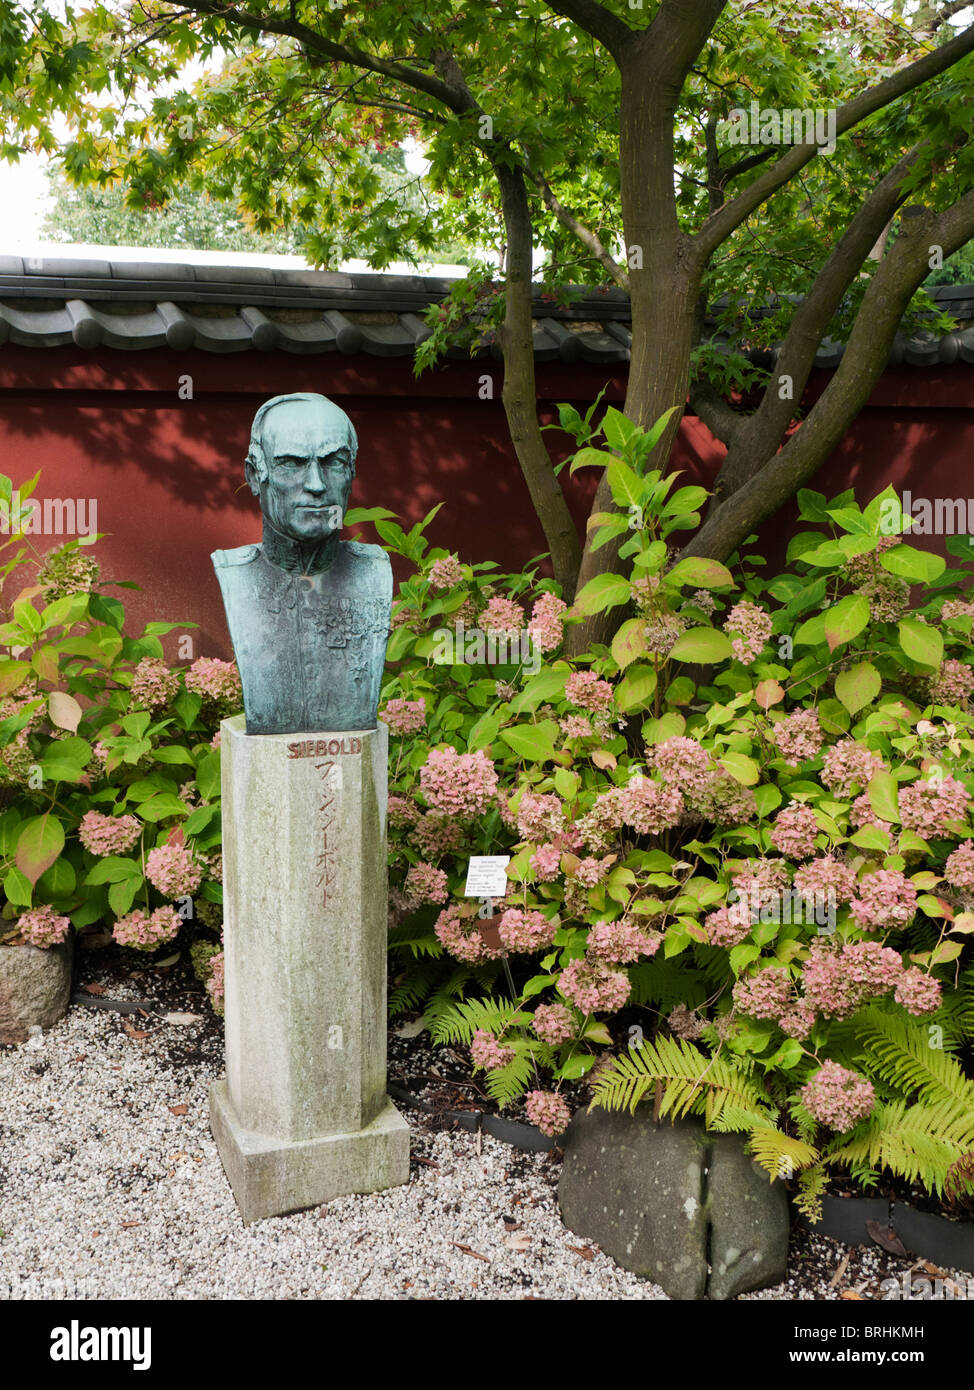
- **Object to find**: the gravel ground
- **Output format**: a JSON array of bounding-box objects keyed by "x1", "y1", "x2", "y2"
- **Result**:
[{"x1": 1, "y1": 955, "x2": 970, "y2": 1302}]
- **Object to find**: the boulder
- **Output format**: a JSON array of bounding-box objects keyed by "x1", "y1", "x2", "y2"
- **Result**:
[
  {"x1": 558, "y1": 1107, "x2": 789, "y2": 1300},
  {"x1": 0, "y1": 938, "x2": 74, "y2": 1044}
]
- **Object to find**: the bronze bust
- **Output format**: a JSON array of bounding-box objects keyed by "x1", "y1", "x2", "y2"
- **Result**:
[{"x1": 212, "y1": 393, "x2": 392, "y2": 734}]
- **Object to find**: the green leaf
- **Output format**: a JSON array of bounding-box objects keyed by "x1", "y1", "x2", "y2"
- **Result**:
[
  {"x1": 15, "y1": 813, "x2": 66, "y2": 886},
  {"x1": 666, "y1": 556, "x2": 734, "y2": 590},
  {"x1": 834, "y1": 661, "x2": 881, "y2": 716},
  {"x1": 610, "y1": 618, "x2": 647, "y2": 671},
  {"x1": 572, "y1": 572, "x2": 631, "y2": 617},
  {"x1": 499, "y1": 721, "x2": 560, "y2": 762},
  {"x1": 898, "y1": 618, "x2": 943, "y2": 670},
  {"x1": 823, "y1": 595, "x2": 869, "y2": 653},
  {"x1": 509, "y1": 667, "x2": 569, "y2": 713},
  {"x1": 108, "y1": 876, "x2": 141, "y2": 917},
  {"x1": 468, "y1": 710, "x2": 500, "y2": 752},
  {"x1": 868, "y1": 771, "x2": 900, "y2": 825},
  {"x1": 37, "y1": 857, "x2": 76, "y2": 899},
  {"x1": 720, "y1": 752, "x2": 759, "y2": 786},
  {"x1": 85, "y1": 855, "x2": 143, "y2": 885},
  {"x1": 668, "y1": 627, "x2": 733, "y2": 664},
  {"x1": 4, "y1": 865, "x2": 32, "y2": 908},
  {"x1": 153, "y1": 745, "x2": 196, "y2": 766},
  {"x1": 172, "y1": 689, "x2": 202, "y2": 729},
  {"x1": 602, "y1": 406, "x2": 636, "y2": 452},
  {"x1": 182, "y1": 803, "x2": 219, "y2": 836},
  {"x1": 879, "y1": 545, "x2": 945, "y2": 584},
  {"x1": 606, "y1": 458, "x2": 644, "y2": 511},
  {"x1": 195, "y1": 750, "x2": 221, "y2": 801},
  {"x1": 615, "y1": 664, "x2": 657, "y2": 713},
  {"x1": 136, "y1": 794, "x2": 189, "y2": 823}
]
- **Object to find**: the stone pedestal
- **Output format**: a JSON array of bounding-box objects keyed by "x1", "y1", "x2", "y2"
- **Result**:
[{"x1": 210, "y1": 714, "x2": 410, "y2": 1223}]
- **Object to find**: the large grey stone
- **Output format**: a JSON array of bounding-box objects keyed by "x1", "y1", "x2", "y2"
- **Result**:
[
  {"x1": 211, "y1": 716, "x2": 409, "y2": 1222},
  {"x1": 558, "y1": 1108, "x2": 789, "y2": 1300},
  {"x1": 708, "y1": 1135, "x2": 790, "y2": 1299},
  {"x1": 559, "y1": 1109, "x2": 709, "y2": 1299},
  {"x1": 0, "y1": 937, "x2": 74, "y2": 1044}
]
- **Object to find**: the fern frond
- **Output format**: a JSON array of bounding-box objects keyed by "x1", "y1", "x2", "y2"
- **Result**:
[
  {"x1": 855, "y1": 1008, "x2": 974, "y2": 1110},
  {"x1": 746, "y1": 1126, "x2": 820, "y2": 1181},
  {"x1": 387, "y1": 925, "x2": 444, "y2": 959},
  {"x1": 427, "y1": 995, "x2": 523, "y2": 1047},
  {"x1": 795, "y1": 1165, "x2": 828, "y2": 1224},
  {"x1": 826, "y1": 1099, "x2": 974, "y2": 1193},
  {"x1": 484, "y1": 1048, "x2": 538, "y2": 1108},
  {"x1": 590, "y1": 1036, "x2": 773, "y2": 1125}
]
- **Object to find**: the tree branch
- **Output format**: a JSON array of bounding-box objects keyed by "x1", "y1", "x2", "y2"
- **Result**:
[
  {"x1": 691, "y1": 20, "x2": 974, "y2": 265},
  {"x1": 682, "y1": 187, "x2": 974, "y2": 562},
  {"x1": 527, "y1": 167, "x2": 629, "y2": 287},
  {"x1": 540, "y1": 0, "x2": 633, "y2": 60}
]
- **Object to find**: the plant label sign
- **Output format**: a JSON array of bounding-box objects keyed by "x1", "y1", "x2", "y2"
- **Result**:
[{"x1": 464, "y1": 856, "x2": 510, "y2": 898}]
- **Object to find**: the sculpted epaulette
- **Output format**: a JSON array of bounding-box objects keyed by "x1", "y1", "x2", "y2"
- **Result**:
[{"x1": 212, "y1": 544, "x2": 260, "y2": 569}]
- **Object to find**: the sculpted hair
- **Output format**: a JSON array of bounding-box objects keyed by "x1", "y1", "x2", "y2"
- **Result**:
[{"x1": 246, "y1": 393, "x2": 359, "y2": 483}]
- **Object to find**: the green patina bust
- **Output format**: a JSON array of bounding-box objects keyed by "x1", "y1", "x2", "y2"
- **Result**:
[{"x1": 212, "y1": 393, "x2": 392, "y2": 735}]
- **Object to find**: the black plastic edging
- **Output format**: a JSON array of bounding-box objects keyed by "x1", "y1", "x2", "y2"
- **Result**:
[
  {"x1": 388, "y1": 1083, "x2": 556, "y2": 1152},
  {"x1": 799, "y1": 1194, "x2": 974, "y2": 1275}
]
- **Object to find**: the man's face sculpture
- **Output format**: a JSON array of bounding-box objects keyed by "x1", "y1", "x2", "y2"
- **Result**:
[{"x1": 248, "y1": 398, "x2": 355, "y2": 544}]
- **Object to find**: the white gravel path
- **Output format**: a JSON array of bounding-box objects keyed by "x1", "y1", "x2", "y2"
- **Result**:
[{"x1": 0, "y1": 1003, "x2": 666, "y2": 1301}]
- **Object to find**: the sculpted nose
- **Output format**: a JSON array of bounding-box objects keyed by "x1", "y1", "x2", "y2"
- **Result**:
[{"x1": 304, "y1": 459, "x2": 326, "y2": 493}]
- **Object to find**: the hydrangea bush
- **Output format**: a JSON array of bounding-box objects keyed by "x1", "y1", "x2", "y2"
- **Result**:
[
  {"x1": 374, "y1": 410, "x2": 974, "y2": 1214},
  {"x1": 0, "y1": 479, "x2": 236, "y2": 1006}
]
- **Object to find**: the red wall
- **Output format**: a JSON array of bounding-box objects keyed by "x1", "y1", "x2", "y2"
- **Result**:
[{"x1": 0, "y1": 344, "x2": 971, "y2": 662}]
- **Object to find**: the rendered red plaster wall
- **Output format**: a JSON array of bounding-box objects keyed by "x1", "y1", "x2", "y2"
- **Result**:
[{"x1": 0, "y1": 345, "x2": 970, "y2": 662}]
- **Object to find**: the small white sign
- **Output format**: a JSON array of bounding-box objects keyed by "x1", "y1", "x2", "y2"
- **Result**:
[{"x1": 464, "y1": 855, "x2": 511, "y2": 898}]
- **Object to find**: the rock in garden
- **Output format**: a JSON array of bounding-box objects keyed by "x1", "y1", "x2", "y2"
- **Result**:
[
  {"x1": 0, "y1": 938, "x2": 74, "y2": 1044},
  {"x1": 558, "y1": 1108, "x2": 788, "y2": 1300}
]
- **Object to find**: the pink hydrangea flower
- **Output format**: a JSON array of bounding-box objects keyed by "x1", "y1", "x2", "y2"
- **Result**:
[
  {"x1": 498, "y1": 907, "x2": 557, "y2": 953},
  {"x1": 185, "y1": 657, "x2": 242, "y2": 710},
  {"x1": 113, "y1": 906, "x2": 181, "y2": 951},
  {"x1": 207, "y1": 951, "x2": 225, "y2": 1010},
  {"x1": 587, "y1": 917, "x2": 659, "y2": 964},
  {"x1": 78, "y1": 811, "x2": 142, "y2": 857},
  {"x1": 574, "y1": 856, "x2": 611, "y2": 888},
  {"x1": 793, "y1": 855, "x2": 857, "y2": 904},
  {"x1": 130, "y1": 658, "x2": 179, "y2": 710},
  {"x1": 382, "y1": 698, "x2": 426, "y2": 736},
  {"x1": 618, "y1": 777, "x2": 684, "y2": 835},
  {"x1": 769, "y1": 803, "x2": 819, "y2": 859},
  {"x1": 802, "y1": 939, "x2": 903, "y2": 1019},
  {"x1": 778, "y1": 1004, "x2": 815, "y2": 1039},
  {"x1": 404, "y1": 861, "x2": 449, "y2": 906},
  {"x1": 559, "y1": 957, "x2": 631, "y2": 1013},
  {"x1": 145, "y1": 844, "x2": 203, "y2": 898},
  {"x1": 428, "y1": 554, "x2": 465, "y2": 590},
  {"x1": 732, "y1": 967, "x2": 792, "y2": 1020},
  {"x1": 525, "y1": 1090, "x2": 572, "y2": 1137},
  {"x1": 899, "y1": 776, "x2": 970, "y2": 837},
  {"x1": 433, "y1": 903, "x2": 502, "y2": 964},
  {"x1": 210, "y1": 730, "x2": 221, "y2": 750},
  {"x1": 529, "y1": 843, "x2": 561, "y2": 881},
  {"x1": 482, "y1": 596, "x2": 524, "y2": 636},
  {"x1": 893, "y1": 967, "x2": 942, "y2": 1015},
  {"x1": 531, "y1": 1003, "x2": 575, "y2": 1046},
  {"x1": 648, "y1": 736, "x2": 714, "y2": 798},
  {"x1": 945, "y1": 839, "x2": 974, "y2": 890},
  {"x1": 929, "y1": 658, "x2": 974, "y2": 706},
  {"x1": 516, "y1": 792, "x2": 565, "y2": 842},
  {"x1": 420, "y1": 747, "x2": 499, "y2": 818},
  {"x1": 565, "y1": 670, "x2": 614, "y2": 713},
  {"x1": 388, "y1": 795, "x2": 420, "y2": 829},
  {"x1": 770, "y1": 709, "x2": 824, "y2": 766},
  {"x1": 801, "y1": 1061, "x2": 875, "y2": 1131},
  {"x1": 559, "y1": 714, "x2": 594, "y2": 740},
  {"x1": 723, "y1": 600, "x2": 773, "y2": 665},
  {"x1": 528, "y1": 593, "x2": 568, "y2": 652},
  {"x1": 849, "y1": 869, "x2": 917, "y2": 931},
  {"x1": 409, "y1": 813, "x2": 467, "y2": 858},
  {"x1": 706, "y1": 904, "x2": 752, "y2": 949},
  {"x1": 820, "y1": 740, "x2": 885, "y2": 798},
  {"x1": 17, "y1": 904, "x2": 70, "y2": 948},
  {"x1": 849, "y1": 792, "x2": 891, "y2": 834},
  {"x1": 576, "y1": 788, "x2": 626, "y2": 852},
  {"x1": 470, "y1": 1028, "x2": 515, "y2": 1070}
]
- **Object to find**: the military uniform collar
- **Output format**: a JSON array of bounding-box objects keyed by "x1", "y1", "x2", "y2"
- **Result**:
[{"x1": 259, "y1": 523, "x2": 341, "y2": 576}]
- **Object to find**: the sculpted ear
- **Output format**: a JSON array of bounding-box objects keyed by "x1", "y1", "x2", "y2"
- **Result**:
[{"x1": 244, "y1": 452, "x2": 263, "y2": 498}]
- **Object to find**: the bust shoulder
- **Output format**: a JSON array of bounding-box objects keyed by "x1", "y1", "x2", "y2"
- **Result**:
[
  {"x1": 212, "y1": 544, "x2": 260, "y2": 570},
  {"x1": 343, "y1": 539, "x2": 391, "y2": 568}
]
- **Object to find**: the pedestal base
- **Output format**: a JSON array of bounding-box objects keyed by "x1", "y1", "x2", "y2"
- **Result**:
[{"x1": 210, "y1": 1080, "x2": 410, "y2": 1225}]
